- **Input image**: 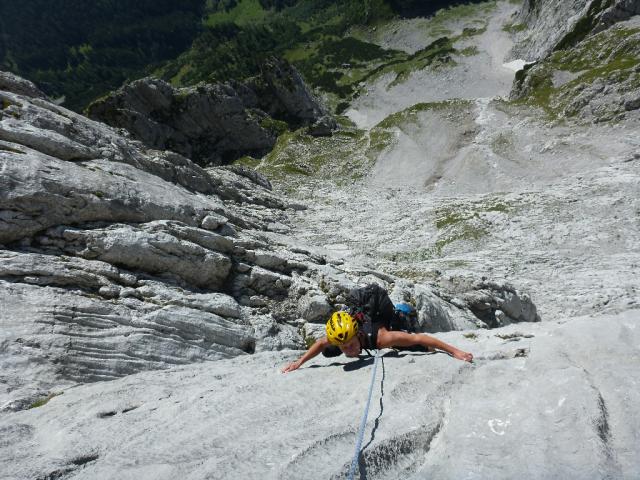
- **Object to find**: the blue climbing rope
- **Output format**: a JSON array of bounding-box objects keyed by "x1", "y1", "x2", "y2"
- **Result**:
[{"x1": 347, "y1": 352, "x2": 381, "y2": 480}]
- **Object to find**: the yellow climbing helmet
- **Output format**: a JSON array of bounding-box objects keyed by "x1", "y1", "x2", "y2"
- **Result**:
[{"x1": 326, "y1": 311, "x2": 358, "y2": 346}]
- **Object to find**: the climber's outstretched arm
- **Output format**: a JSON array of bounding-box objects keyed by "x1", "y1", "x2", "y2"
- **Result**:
[
  {"x1": 281, "y1": 337, "x2": 332, "y2": 373},
  {"x1": 377, "y1": 328, "x2": 473, "y2": 362}
]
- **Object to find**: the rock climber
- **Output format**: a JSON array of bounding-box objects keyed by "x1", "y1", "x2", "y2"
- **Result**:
[{"x1": 282, "y1": 283, "x2": 473, "y2": 373}]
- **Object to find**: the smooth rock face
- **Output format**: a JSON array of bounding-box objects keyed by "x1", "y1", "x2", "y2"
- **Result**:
[
  {"x1": 510, "y1": 0, "x2": 590, "y2": 61},
  {"x1": 1, "y1": 312, "x2": 637, "y2": 479}
]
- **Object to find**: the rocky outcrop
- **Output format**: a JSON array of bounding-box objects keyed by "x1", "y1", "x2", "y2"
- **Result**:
[
  {"x1": 0, "y1": 71, "x2": 46, "y2": 100},
  {"x1": 87, "y1": 59, "x2": 336, "y2": 166},
  {"x1": 592, "y1": 0, "x2": 640, "y2": 34},
  {"x1": 510, "y1": 18, "x2": 640, "y2": 122},
  {"x1": 86, "y1": 78, "x2": 277, "y2": 166},
  {"x1": 0, "y1": 73, "x2": 311, "y2": 404},
  {"x1": 1, "y1": 71, "x2": 540, "y2": 414},
  {"x1": 394, "y1": 279, "x2": 540, "y2": 332},
  {"x1": 510, "y1": 0, "x2": 640, "y2": 61},
  {"x1": 248, "y1": 57, "x2": 332, "y2": 126}
]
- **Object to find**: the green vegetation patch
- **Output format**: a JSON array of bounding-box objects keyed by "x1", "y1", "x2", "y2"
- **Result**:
[
  {"x1": 388, "y1": 265, "x2": 439, "y2": 283},
  {"x1": 433, "y1": 223, "x2": 488, "y2": 255},
  {"x1": 502, "y1": 22, "x2": 527, "y2": 34},
  {"x1": 260, "y1": 117, "x2": 289, "y2": 136},
  {"x1": 389, "y1": 198, "x2": 514, "y2": 260},
  {"x1": 234, "y1": 119, "x2": 398, "y2": 190},
  {"x1": 511, "y1": 25, "x2": 640, "y2": 119},
  {"x1": 375, "y1": 99, "x2": 473, "y2": 130},
  {"x1": 204, "y1": 0, "x2": 269, "y2": 26},
  {"x1": 435, "y1": 199, "x2": 512, "y2": 229},
  {"x1": 290, "y1": 35, "x2": 403, "y2": 102},
  {"x1": 1, "y1": 98, "x2": 16, "y2": 109},
  {"x1": 385, "y1": 197, "x2": 515, "y2": 266},
  {"x1": 458, "y1": 46, "x2": 480, "y2": 57},
  {"x1": 431, "y1": 1, "x2": 496, "y2": 24},
  {"x1": 554, "y1": 0, "x2": 615, "y2": 51},
  {"x1": 29, "y1": 391, "x2": 63, "y2": 409},
  {"x1": 387, "y1": 220, "x2": 488, "y2": 261},
  {"x1": 0, "y1": 144, "x2": 26, "y2": 154},
  {"x1": 161, "y1": 0, "x2": 398, "y2": 108},
  {"x1": 163, "y1": 0, "x2": 487, "y2": 114},
  {"x1": 384, "y1": 37, "x2": 456, "y2": 88},
  {"x1": 422, "y1": 1, "x2": 495, "y2": 39},
  {"x1": 458, "y1": 26, "x2": 487, "y2": 39}
]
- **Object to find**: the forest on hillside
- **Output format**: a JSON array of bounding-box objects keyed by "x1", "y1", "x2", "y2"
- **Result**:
[
  {"x1": 0, "y1": 0, "x2": 205, "y2": 109},
  {"x1": 0, "y1": 0, "x2": 485, "y2": 111}
]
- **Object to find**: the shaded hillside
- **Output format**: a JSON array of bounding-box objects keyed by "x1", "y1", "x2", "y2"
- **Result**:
[
  {"x1": 387, "y1": 0, "x2": 495, "y2": 17},
  {"x1": 159, "y1": 0, "x2": 475, "y2": 113},
  {"x1": 0, "y1": 0, "x2": 205, "y2": 110},
  {"x1": 0, "y1": 0, "x2": 483, "y2": 111}
]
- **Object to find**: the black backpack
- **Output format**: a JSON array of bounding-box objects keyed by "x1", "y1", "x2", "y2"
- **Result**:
[
  {"x1": 322, "y1": 284, "x2": 419, "y2": 357},
  {"x1": 347, "y1": 283, "x2": 414, "y2": 350}
]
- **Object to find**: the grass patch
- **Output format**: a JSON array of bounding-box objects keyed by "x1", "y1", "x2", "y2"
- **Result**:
[
  {"x1": 463, "y1": 332, "x2": 478, "y2": 339},
  {"x1": 434, "y1": 200, "x2": 511, "y2": 229},
  {"x1": 433, "y1": 224, "x2": 487, "y2": 255},
  {"x1": 458, "y1": 26, "x2": 487, "y2": 39},
  {"x1": 388, "y1": 198, "x2": 515, "y2": 260},
  {"x1": 389, "y1": 266, "x2": 438, "y2": 282},
  {"x1": 502, "y1": 22, "x2": 527, "y2": 34},
  {"x1": 29, "y1": 392, "x2": 63, "y2": 409},
  {"x1": 510, "y1": 25, "x2": 640, "y2": 119},
  {"x1": 260, "y1": 117, "x2": 289, "y2": 136},
  {"x1": 203, "y1": 0, "x2": 268, "y2": 27},
  {"x1": 459, "y1": 46, "x2": 479, "y2": 56},
  {"x1": 435, "y1": 211, "x2": 467, "y2": 229},
  {"x1": 291, "y1": 35, "x2": 402, "y2": 100},
  {"x1": 235, "y1": 125, "x2": 383, "y2": 188},
  {"x1": 385, "y1": 37, "x2": 456, "y2": 88},
  {"x1": 387, "y1": 220, "x2": 487, "y2": 261},
  {"x1": 0, "y1": 144, "x2": 26, "y2": 154},
  {"x1": 443, "y1": 259, "x2": 470, "y2": 268},
  {"x1": 410, "y1": 1, "x2": 495, "y2": 40},
  {"x1": 1, "y1": 98, "x2": 16, "y2": 109},
  {"x1": 375, "y1": 99, "x2": 473, "y2": 130},
  {"x1": 495, "y1": 332, "x2": 534, "y2": 340}
]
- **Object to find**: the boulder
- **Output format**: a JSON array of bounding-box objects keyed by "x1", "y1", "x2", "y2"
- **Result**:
[
  {"x1": 87, "y1": 59, "x2": 336, "y2": 166},
  {"x1": 0, "y1": 71, "x2": 46, "y2": 99},
  {"x1": 248, "y1": 57, "x2": 331, "y2": 126},
  {"x1": 298, "y1": 293, "x2": 334, "y2": 324},
  {"x1": 87, "y1": 78, "x2": 276, "y2": 166}
]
